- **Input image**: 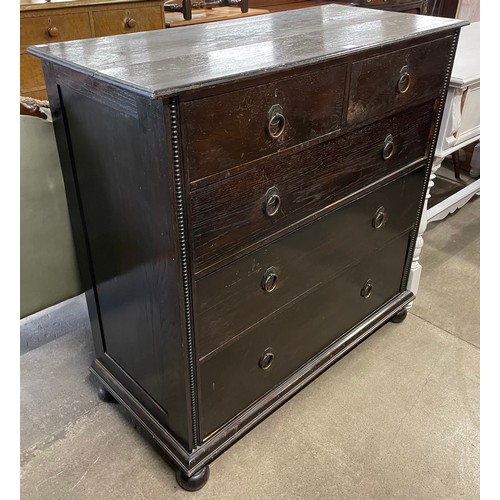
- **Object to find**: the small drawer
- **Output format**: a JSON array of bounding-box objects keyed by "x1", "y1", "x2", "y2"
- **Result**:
[
  {"x1": 92, "y1": 6, "x2": 164, "y2": 37},
  {"x1": 347, "y1": 36, "x2": 453, "y2": 125},
  {"x1": 198, "y1": 234, "x2": 410, "y2": 438},
  {"x1": 20, "y1": 13, "x2": 92, "y2": 51},
  {"x1": 182, "y1": 64, "x2": 347, "y2": 183},
  {"x1": 191, "y1": 101, "x2": 434, "y2": 273},
  {"x1": 196, "y1": 167, "x2": 425, "y2": 359}
]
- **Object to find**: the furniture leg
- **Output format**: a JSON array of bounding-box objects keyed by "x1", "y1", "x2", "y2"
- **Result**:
[
  {"x1": 406, "y1": 154, "x2": 444, "y2": 310},
  {"x1": 97, "y1": 383, "x2": 118, "y2": 404},
  {"x1": 175, "y1": 466, "x2": 210, "y2": 491},
  {"x1": 452, "y1": 149, "x2": 461, "y2": 178},
  {"x1": 389, "y1": 308, "x2": 408, "y2": 323},
  {"x1": 469, "y1": 142, "x2": 480, "y2": 178}
]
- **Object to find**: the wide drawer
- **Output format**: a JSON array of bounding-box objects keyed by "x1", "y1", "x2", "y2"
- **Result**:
[
  {"x1": 191, "y1": 101, "x2": 434, "y2": 273},
  {"x1": 92, "y1": 6, "x2": 164, "y2": 37},
  {"x1": 20, "y1": 13, "x2": 92, "y2": 51},
  {"x1": 347, "y1": 36, "x2": 453, "y2": 125},
  {"x1": 199, "y1": 234, "x2": 410, "y2": 438},
  {"x1": 182, "y1": 64, "x2": 347, "y2": 183},
  {"x1": 196, "y1": 167, "x2": 425, "y2": 359}
]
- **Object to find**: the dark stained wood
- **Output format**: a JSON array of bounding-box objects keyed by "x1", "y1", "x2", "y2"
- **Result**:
[
  {"x1": 182, "y1": 64, "x2": 346, "y2": 181},
  {"x1": 191, "y1": 101, "x2": 435, "y2": 274},
  {"x1": 196, "y1": 167, "x2": 426, "y2": 359},
  {"x1": 199, "y1": 234, "x2": 410, "y2": 438},
  {"x1": 27, "y1": 5, "x2": 466, "y2": 97},
  {"x1": 54, "y1": 75, "x2": 194, "y2": 447},
  {"x1": 28, "y1": 4, "x2": 464, "y2": 484},
  {"x1": 348, "y1": 36, "x2": 453, "y2": 124}
]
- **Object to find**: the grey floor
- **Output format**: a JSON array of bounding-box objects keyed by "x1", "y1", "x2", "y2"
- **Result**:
[{"x1": 20, "y1": 195, "x2": 480, "y2": 499}]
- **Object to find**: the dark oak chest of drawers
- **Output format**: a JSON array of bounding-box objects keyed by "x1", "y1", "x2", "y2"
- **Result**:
[{"x1": 29, "y1": 5, "x2": 466, "y2": 490}]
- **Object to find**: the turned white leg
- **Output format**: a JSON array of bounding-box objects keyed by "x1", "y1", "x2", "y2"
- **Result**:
[
  {"x1": 469, "y1": 142, "x2": 480, "y2": 178},
  {"x1": 406, "y1": 154, "x2": 443, "y2": 310}
]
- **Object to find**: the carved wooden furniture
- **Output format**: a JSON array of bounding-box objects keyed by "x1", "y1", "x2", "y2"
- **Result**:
[
  {"x1": 165, "y1": 0, "x2": 248, "y2": 22},
  {"x1": 20, "y1": 0, "x2": 165, "y2": 100},
  {"x1": 407, "y1": 20, "x2": 478, "y2": 307},
  {"x1": 164, "y1": 1, "x2": 266, "y2": 27},
  {"x1": 331, "y1": 0, "x2": 429, "y2": 14},
  {"x1": 28, "y1": 5, "x2": 466, "y2": 491}
]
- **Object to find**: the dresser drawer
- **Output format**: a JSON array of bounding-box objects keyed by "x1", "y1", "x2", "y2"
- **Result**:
[
  {"x1": 199, "y1": 233, "x2": 410, "y2": 438},
  {"x1": 191, "y1": 101, "x2": 434, "y2": 273},
  {"x1": 347, "y1": 36, "x2": 453, "y2": 125},
  {"x1": 92, "y1": 6, "x2": 164, "y2": 37},
  {"x1": 20, "y1": 13, "x2": 92, "y2": 51},
  {"x1": 196, "y1": 167, "x2": 425, "y2": 359},
  {"x1": 182, "y1": 64, "x2": 347, "y2": 183}
]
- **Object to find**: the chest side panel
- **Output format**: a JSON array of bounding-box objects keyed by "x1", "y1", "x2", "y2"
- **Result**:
[{"x1": 50, "y1": 69, "x2": 193, "y2": 448}]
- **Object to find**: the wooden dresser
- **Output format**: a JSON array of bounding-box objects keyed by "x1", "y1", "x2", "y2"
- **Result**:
[
  {"x1": 28, "y1": 5, "x2": 466, "y2": 491},
  {"x1": 21, "y1": 0, "x2": 165, "y2": 99}
]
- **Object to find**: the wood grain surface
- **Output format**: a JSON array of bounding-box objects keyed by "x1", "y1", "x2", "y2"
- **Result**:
[
  {"x1": 195, "y1": 167, "x2": 426, "y2": 359},
  {"x1": 183, "y1": 64, "x2": 346, "y2": 181},
  {"x1": 190, "y1": 101, "x2": 436, "y2": 274},
  {"x1": 198, "y1": 234, "x2": 410, "y2": 438},
  {"x1": 27, "y1": 4, "x2": 466, "y2": 97}
]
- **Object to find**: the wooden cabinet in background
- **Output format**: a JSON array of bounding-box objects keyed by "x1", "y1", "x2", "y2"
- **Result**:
[{"x1": 20, "y1": 0, "x2": 165, "y2": 100}]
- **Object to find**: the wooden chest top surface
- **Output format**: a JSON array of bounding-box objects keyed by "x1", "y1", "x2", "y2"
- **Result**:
[{"x1": 28, "y1": 4, "x2": 466, "y2": 97}]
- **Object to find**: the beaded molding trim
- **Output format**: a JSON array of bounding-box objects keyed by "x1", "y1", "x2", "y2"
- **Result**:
[
  {"x1": 169, "y1": 97, "x2": 200, "y2": 446},
  {"x1": 401, "y1": 29, "x2": 460, "y2": 290}
]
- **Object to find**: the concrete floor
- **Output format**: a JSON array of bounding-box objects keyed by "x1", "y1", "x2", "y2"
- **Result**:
[{"x1": 20, "y1": 196, "x2": 480, "y2": 499}]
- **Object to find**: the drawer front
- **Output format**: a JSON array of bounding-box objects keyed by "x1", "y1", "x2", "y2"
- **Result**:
[
  {"x1": 196, "y1": 167, "x2": 425, "y2": 359},
  {"x1": 20, "y1": 13, "x2": 92, "y2": 51},
  {"x1": 347, "y1": 36, "x2": 452, "y2": 125},
  {"x1": 199, "y1": 234, "x2": 410, "y2": 438},
  {"x1": 191, "y1": 101, "x2": 434, "y2": 273},
  {"x1": 92, "y1": 6, "x2": 164, "y2": 37},
  {"x1": 182, "y1": 64, "x2": 347, "y2": 183},
  {"x1": 21, "y1": 53, "x2": 45, "y2": 92}
]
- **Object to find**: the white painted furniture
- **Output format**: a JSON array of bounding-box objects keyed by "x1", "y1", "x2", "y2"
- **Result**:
[{"x1": 407, "y1": 21, "x2": 480, "y2": 308}]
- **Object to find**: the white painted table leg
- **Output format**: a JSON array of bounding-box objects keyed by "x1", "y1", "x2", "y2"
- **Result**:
[
  {"x1": 469, "y1": 142, "x2": 480, "y2": 178},
  {"x1": 406, "y1": 154, "x2": 443, "y2": 310}
]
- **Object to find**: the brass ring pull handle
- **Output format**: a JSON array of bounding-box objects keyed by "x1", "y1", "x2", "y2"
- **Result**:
[
  {"x1": 259, "y1": 348, "x2": 275, "y2": 370},
  {"x1": 360, "y1": 279, "x2": 373, "y2": 299},
  {"x1": 267, "y1": 104, "x2": 286, "y2": 139},
  {"x1": 397, "y1": 65, "x2": 411, "y2": 94},
  {"x1": 125, "y1": 18, "x2": 137, "y2": 28},
  {"x1": 47, "y1": 26, "x2": 59, "y2": 38},
  {"x1": 372, "y1": 206, "x2": 387, "y2": 229},
  {"x1": 261, "y1": 267, "x2": 279, "y2": 293},
  {"x1": 382, "y1": 134, "x2": 395, "y2": 160},
  {"x1": 264, "y1": 186, "x2": 281, "y2": 217}
]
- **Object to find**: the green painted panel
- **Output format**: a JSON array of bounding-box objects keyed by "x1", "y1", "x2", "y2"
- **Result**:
[{"x1": 20, "y1": 114, "x2": 83, "y2": 318}]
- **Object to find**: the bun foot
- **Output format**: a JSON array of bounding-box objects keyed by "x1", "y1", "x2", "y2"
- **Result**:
[
  {"x1": 389, "y1": 308, "x2": 408, "y2": 323},
  {"x1": 176, "y1": 465, "x2": 210, "y2": 491},
  {"x1": 97, "y1": 383, "x2": 118, "y2": 404}
]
